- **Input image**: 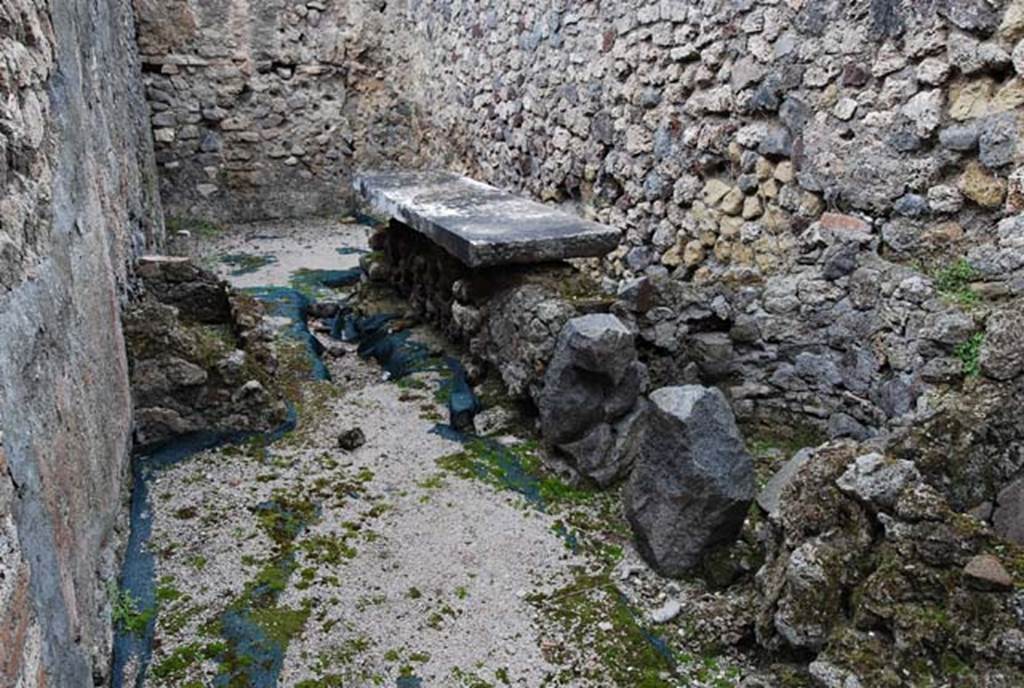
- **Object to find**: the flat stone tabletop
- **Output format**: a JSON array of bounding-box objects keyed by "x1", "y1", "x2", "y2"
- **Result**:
[{"x1": 354, "y1": 170, "x2": 621, "y2": 268}]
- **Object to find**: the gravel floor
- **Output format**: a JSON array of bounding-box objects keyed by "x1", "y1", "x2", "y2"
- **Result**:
[{"x1": 136, "y1": 218, "x2": 761, "y2": 688}]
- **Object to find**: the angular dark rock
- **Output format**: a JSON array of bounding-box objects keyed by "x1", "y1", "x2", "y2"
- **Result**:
[
  {"x1": 559, "y1": 400, "x2": 648, "y2": 488},
  {"x1": 137, "y1": 255, "x2": 232, "y2": 324},
  {"x1": 338, "y1": 427, "x2": 366, "y2": 451},
  {"x1": 625, "y1": 385, "x2": 754, "y2": 576},
  {"x1": 538, "y1": 314, "x2": 648, "y2": 485}
]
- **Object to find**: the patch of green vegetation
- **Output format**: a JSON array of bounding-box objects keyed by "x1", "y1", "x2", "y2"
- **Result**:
[
  {"x1": 151, "y1": 641, "x2": 226, "y2": 682},
  {"x1": 437, "y1": 438, "x2": 592, "y2": 509},
  {"x1": 746, "y1": 423, "x2": 824, "y2": 462},
  {"x1": 529, "y1": 568, "x2": 676, "y2": 687},
  {"x1": 151, "y1": 642, "x2": 202, "y2": 681},
  {"x1": 155, "y1": 580, "x2": 182, "y2": 604},
  {"x1": 406, "y1": 587, "x2": 423, "y2": 600},
  {"x1": 296, "y1": 677, "x2": 344, "y2": 688},
  {"x1": 432, "y1": 368, "x2": 456, "y2": 405},
  {"x1": 110, "y1": 584, "x2": 155, "y2": 636},
  {"x1": 935, "y1": 259, "x2": 980, "y2": 306},
  {"x1": 955, "y1": 332, "x2": 985, "y2": 377},
  {"x1": 300, "y1": 533, "x2": 358, "y2": 565},
  {"x1": 255, "y1": 492, "x2": 319, "y2": 546},
  {"x1": 745, "y1": 423, "x2": 827, "y2": 488},
  {"x1": 426, "y1": 602, "x2": 460, "y2": 630},
  {"x1": 221, "y1": 252, "x2": 277, "y2": 276},
  {"x1": 166, "y1": 215, "x2": 224, "y2": 239},
  {"x1": 203, "y1": 492, "x2": 322, "y2": 686},
  {"x1": 275, "y1": 338, "x2": 319, "y2": 410},
  {"x1": 397, "y1": 376, "x2": 428, "y2": 391},
  {"x1": 248, "y1": 603, "x2": 312, "y2": 644},
  {"x1": 417, "y1": 473, "x2": 447, "y2": 490},
  {"x1": 173, "y1": 506, "x2": 198, "y2": 520},
  {"x1": 151, "y1": 575, "x2": 192, "y2": 633},
  {"x1": 355, "y1": 593, "x2": 388, "y2": 611},
  {"x1": 448, "y1": 666, "x2": 498, "y2": 687}
]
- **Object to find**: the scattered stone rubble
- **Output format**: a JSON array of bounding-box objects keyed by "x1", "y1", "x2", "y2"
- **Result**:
[
  {"x1": 371, "y1": 206, "x2": 1024, "y2": 684},
  {"x1": 85, "y1": 0, "x2": 1024, "y2": 683},
  {"x1": 124, "y1": 256, "x2": 288, "y2": 447},
  {"x1": 755, "y1": 439, "x2": 1024, "y2": 686}
]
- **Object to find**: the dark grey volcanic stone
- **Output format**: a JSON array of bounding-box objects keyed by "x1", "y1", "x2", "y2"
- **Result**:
[{"x1": 625, "y1": 385, "x2": 754, "y2": 576}]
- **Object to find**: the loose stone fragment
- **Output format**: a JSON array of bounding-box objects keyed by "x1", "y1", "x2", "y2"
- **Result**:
[
  {"x1": 625, "y1": 385, "x2": 754, "y2": 576},
  {"x1": 959, "y1": 161, "x2": 1007, "y2": 207},
  {"x1": 757, "y1": 448, "x2": 815, "y2": 520},
  {"x1": 994, "y1": 478, "x2": 1024, "y2": 545},
  {"x1": 963, "y1": 554, "x2": 1014, "y2": 591},
  {"x1": 338, "y1": 427, "x2": 366, "y2": 451},
  {"x1": 836, "y1": 453, "x2": 920, "y2": 510}
]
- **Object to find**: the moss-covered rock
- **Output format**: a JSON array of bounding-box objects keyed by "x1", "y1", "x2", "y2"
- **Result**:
[
  {"x1": 125, "y1": 256, "x2": 288, "y2": 447},
  {"x1": 755, "y1": 437, "x2": 1024, "y2": 685}
]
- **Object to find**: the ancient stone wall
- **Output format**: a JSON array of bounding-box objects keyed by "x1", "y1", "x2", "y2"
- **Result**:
[
  {"x1": 134, "y1": 0, "x2": 426, "y2": 223},
  {"x1": 394, "y1": 0, "x2": 1024, "y2": 436},
  {"x1": 137, "y1": 0, "x2": 1024, "y2": 435},
  {"x1": 0, "y1": 0, "x2": 162, "y2": 684}
]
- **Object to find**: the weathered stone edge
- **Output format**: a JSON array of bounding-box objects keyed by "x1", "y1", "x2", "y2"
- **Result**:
[{"x1": 354, "y1": 171, "x2": 620, "y2": 267}]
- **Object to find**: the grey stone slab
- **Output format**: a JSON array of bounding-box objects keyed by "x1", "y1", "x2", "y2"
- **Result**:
[{"x1": 355, "y1": 170, "x2": 621, "y2": 267}]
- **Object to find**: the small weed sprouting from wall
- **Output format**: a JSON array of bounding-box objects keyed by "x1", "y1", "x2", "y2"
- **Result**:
[
  {"x1": 956, "y1": 332, "x2": 985, "y2": 378},
  {"x1": 935, "y1": 259, "x2": 980, "y2": 307},
  {"x1": 109, "y1": 583, "x2": 154, "y2": 636}
]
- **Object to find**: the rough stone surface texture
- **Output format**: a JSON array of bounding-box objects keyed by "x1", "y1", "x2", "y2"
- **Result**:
[
  {"x1": 538, "y1": 314, "x2": 649, "y2": 486},
  {"x1": 133, "y1": 0, "x2": 425, "y2": 222},
  {"x1": 1, "y1": 0, "x2": 1023, "y2": 685},
  {"x1": 755, "y1": 438, "x2": 1024, "y2": 685},
  {"x1": 356, "y1": 170, "x2": 621, "y2": 267},
  {"x1": 125, "y1": 257, "x2": 289, "y2": 448},
  {"x1": 625, "y1": 385, "x2": 754, "y2": 577},
  {"x1": 0, "y1": 0, "x2": 162, "y2": 685},
  {"x1": 370, "y1": 220, "x2": 614, "y2": 400},
  {"x1": 138, "y1": 0, "x2": 1024, "y2": 441}
]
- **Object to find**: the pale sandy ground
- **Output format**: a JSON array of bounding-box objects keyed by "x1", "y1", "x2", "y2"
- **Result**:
[{"x1": 140, "y1": 219, "x2": 757, "y2": 687}]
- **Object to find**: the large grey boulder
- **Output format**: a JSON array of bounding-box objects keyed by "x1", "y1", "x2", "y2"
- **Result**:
[
  {"x1": 537, "y1": 314, "x2": 648, "y2": 486},
  {"x1": 625, "y1": 385, "x2": 754, "y2": 576}
]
